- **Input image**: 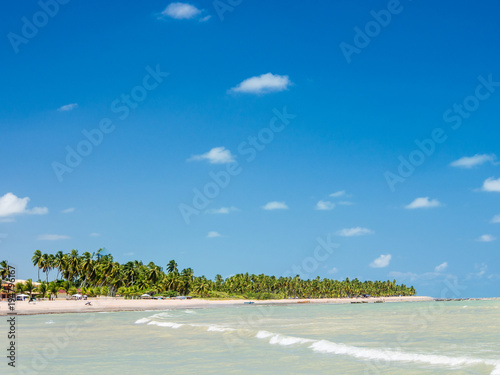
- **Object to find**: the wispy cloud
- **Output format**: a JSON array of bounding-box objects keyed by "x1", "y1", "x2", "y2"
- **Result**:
[
  {"x1": 450, "y1": 153, "x2": 496, "y2": 168},
  {"x1": 315, "y1": 200, "x2": 335, "y2": 210},
  {"x1": 262, "y1": 201, "x2": 288, "y2": 210},
  {"x1": 61, "y1": 207, "x2": 75, "y2": 214},
  {"x1": 0, "y1": 192, "x2": 48, "y2": 218},
  {"x1": 161, "y1": 2, "x2": 202, "y2": 19},
  {"x1": 205, "y1": 206, "x2": 238, "y2": 214},
  {"x1": 405, "y1": 197, "x2": 442, "y2": 209},
  {"x1": 337, "y1": 201, "x2": 353, "y2": 206},
  {"x1": 230, "y1": 73, "x2": 291, "y2": 94},
  {"x1": 476, "y1": 234, "x2": 496, "y2": 242},
  {"x1": 491, "y1": 214, "x2": 500, "y2": 223},
  {"x1": 188, "y1": 146, "x2": 235, "y2": 164},
  {"x1": 330, "y1": 190, "x2": 346, "y2": 198},
  {"x1": 370, "y1": 254, "x2": 391, "y2": 268},
  {"x1": 480, "y1": 177, "x2": 500, "y2": 192},
  {"x1": 89, "y1": 232, "x2": 100, "y2": 237},
  {"x1": 466, "y1": 264, "x2": 488, "y2": 280},
  {"x1": 37, "y1": 234, "x2": 70, "y2": 241},
  {"x1": 207, "y1": 231, "x2": 221, "y2": 238},
  {"x1": 337, "y1": 227, "x2": 374, "y2": 237},
  {"x1": 327, "y1": 267, "x2": 338, "y2": 275},
  {"x1": 434, "y1": 262, "x2": 448, "y2": 272},
  {"x1": 57, "y1": 103, "x2": 78, "y2": 112}
]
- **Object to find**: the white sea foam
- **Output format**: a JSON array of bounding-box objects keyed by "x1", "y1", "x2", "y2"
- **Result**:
[
  {"x1": 308, "y1": 340, "x2": 500, "y2": 372},
  {"x1": 255, "y1": 329, "x2": 499, "y2": 373},
  {"x1": 45, "y1": 320, "x2": 54, "y2": 324},
  {"x1": 184, "y1": 310, "x2": 195, "y2": 314},
  {"x1": 255, "y1": 330, "x2": 274, "y2": 339},
  {"x1": 207, "y1": 325, "x2": 235, "y2": 332},
  {"x1": 134, "y1": 318, "x2": 151, "y2": 324},
  {"x1": 147, "y1": 321, "x2": 183, "y2": 329}
]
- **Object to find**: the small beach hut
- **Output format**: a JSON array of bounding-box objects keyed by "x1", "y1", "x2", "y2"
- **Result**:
[{"x1": 140, "y1": 294, "x2": 151, "y2": 299}]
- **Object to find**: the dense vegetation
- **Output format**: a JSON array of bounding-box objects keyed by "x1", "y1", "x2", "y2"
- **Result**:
[{"x1": 1, "y1": 250, "x2": 416, "y2": 300}]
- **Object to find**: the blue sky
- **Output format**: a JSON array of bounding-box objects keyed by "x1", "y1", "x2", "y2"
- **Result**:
[{"x1": 1, "y1": 0, "x2": 499, "y2": 297}]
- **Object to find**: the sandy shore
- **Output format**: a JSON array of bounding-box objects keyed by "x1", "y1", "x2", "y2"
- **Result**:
[{"x1": 0, "y1": 296, "x2": 434, "y2": 316}]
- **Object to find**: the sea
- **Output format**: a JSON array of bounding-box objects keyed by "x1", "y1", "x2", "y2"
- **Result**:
[{"x1": 8, "y1": 299, "x2": 500, "y2": 374}]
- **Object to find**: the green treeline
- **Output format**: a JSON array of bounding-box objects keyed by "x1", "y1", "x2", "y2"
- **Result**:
[{"x1": 1, "y1": 250, "x2": 416, "y2": 300}]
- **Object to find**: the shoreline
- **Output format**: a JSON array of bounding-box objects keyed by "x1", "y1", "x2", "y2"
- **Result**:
[{"x1": 0, "y1": 296, "x2": 438, "y2": 316}]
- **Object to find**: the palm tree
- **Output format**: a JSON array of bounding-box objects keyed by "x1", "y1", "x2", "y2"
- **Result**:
[
  {"x1": 0, "y1": 260, "x2": 10, "y2": 281},
  {"x1": 166, "y1": 260, "x2": 178, "y2": 274},
  {"x1": 32, "y1": 250, "x2": 42, "y2": 281},
  {"x1": 24, "y1": 279, "x2": 36, "y2": 301},
  {"x1": 48, "y1": 282, "x2": 59, "y2": 300},
  {"x1": 38, "y1": 281, "x2": 48, "y2": 299}
]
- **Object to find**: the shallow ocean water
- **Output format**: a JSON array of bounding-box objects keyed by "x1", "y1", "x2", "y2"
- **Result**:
[{"x1": 8, "y1": 300, "x2": 500, "y2": 374}]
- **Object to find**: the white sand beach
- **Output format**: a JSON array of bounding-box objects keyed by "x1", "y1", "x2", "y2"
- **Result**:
[{"x1": 0, "y1": 296, "x2": 434, "y2": 316}]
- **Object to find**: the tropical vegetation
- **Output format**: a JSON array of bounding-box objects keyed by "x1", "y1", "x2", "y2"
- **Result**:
[{"x1": 1, "y1": 251, "x2": 417, "y2": 300}]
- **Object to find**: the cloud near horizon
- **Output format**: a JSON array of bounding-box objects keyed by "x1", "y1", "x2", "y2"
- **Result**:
[
  {"x1": 480, "y1": 177, "x2": 500, "y2": 192},
  {"x1": 370, "y1": 254, "x2": 391, "y2": 268},
  {"x1": 37, "y1": 234, "x2": 70, "y2": 241},
  {"x1": 230, "y1": 73, "x2": 291, "y2": 94},
  {"x1": 262, "y1": 201, "x2": 288, "y2": 210},
  {"x1": 0, "y1": 192, "x2": 48, "y2": 218},
  {"x1": 337, "y1": 227, "x2": 374, "y2": 237},
  {"x1": 161, "y1": 2, "x2": 202, "y2": 19},
  {"x1": 405, "y1": 197, "x2": 442, "y2": 209},
  {"x1": 450, "y1": 154, "x2": 496, "y2": 168},
  {"x1": 57, "y1": 103, "x2": 78, "y2": 111},
  {"x1": 61, "y1": 207, "x2": 75, "y2": 214},
  {"x1": 188, "y1": 147, "x2": 235, "y2": 164},
  {"x1": 434, "y1": 262, "x2": 448, "y2": 272}
]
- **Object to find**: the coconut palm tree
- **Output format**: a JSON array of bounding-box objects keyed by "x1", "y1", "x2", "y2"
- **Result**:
[
  {"x1": 32, "y1": 250, "x2": 42, "y2": 281},
  {"x1": 24, "y1": 279, "x2": 36, "y2": 301},
  {"x1": 166, "y1": 260, "x2": 178, "y2": 274}
]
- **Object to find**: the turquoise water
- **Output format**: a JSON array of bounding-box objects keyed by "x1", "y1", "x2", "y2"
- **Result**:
[{"x1": 6, "y1": 300, "x2": 500, "y2": 374}]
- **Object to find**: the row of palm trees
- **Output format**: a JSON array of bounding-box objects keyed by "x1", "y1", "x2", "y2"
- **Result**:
[{"x1": 2, "y1": 250, "x2": 417, "y2": 299}]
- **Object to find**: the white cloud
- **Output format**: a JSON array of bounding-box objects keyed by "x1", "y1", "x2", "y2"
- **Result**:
[
  {"x1": 450, "y1": 154, "x2": 496, "y2": 168},
  {"x1": 89, "y1": 232, "x2": 100, "y2": 237},
  {"x1": 61, "y1": 207, "x2": 75, "y2": 214},
  {"x1": 370, "y1": 254, "x2": 391, "y2": 268},
  {"x1": 330, "y1": 190, "x2": 346, "y2": 198},
  {"x1": 405, "y1": 197, "x2": 442, "y2": 209},
  {"x1": 466, "y1": 264, "x2": 488, "y2": 280},
  {"x1": 327, "y1": 267, "x2": 338, "y2": 275},
  {"x1": 262, "y1": 201, "x2": 288, "y2": 210},
  {"x1": 491, "y1": 214, "x2": 500, "y2": 223},
  {"x1": 476, "y1": 234, "x2": 496, "y2": 242},
  {"x1": 337, "y1": 227, "x2": 374, "y2": 237},
  {"x1": 0, "y1": 193, "x2": 48, "y2": 218},
  {"x1": 205, "y1": 206, "x2": 238, "y2": 214},
  {"x1": 57, "y1": 103, "x2": 78, "y2": 112},
  {"x1": 481, "y1": 177, "x2": 500, "y2": 192},
  {"x1": 161, "y1": 2, "x2": 201, "y2": 19},
  {"x1": 230, "y1": 73, "x2": 291, "y2": 94},
  {"x1": 207, "y1": 231, "x2": 221, "y2": 238},
  {"x1": 37, "y1": 234, "x2": 70, "y2": 241},
  {"x1": 434, "y1": 262, "x2": 448, "y2": 272},
  {"x1": 188, "y1": 146, "x2": 235, "y2": 164},
  {"x1": 199, "y1": 15, "x2": 211, "y2": 22},
  {"x1": 315, "y1": 200, "x2": 335, "y2": 210}
]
